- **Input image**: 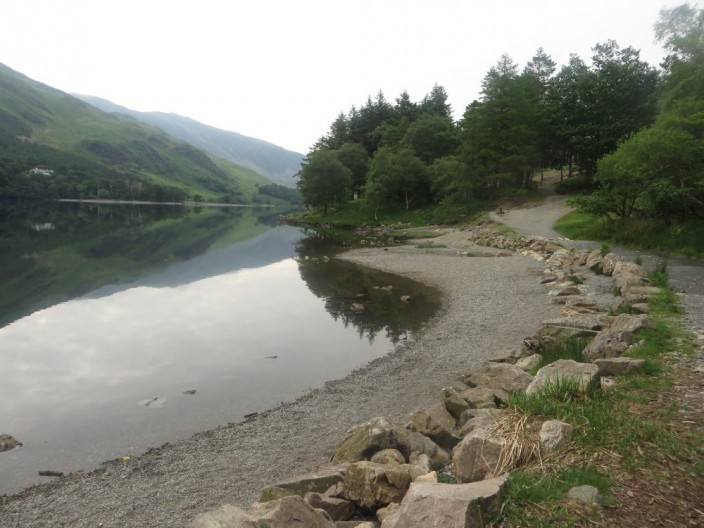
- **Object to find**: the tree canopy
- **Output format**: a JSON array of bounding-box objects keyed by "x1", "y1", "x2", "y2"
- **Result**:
[{"x1": 297, "y1": 4, "x2": 701, "y2": 228}]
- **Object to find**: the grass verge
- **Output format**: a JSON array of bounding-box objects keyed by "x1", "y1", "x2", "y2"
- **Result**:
[
  {"x1": 495, "y1": 276, "x2": 703, "y2": 526},
  {"x1": 554, "y1": 211, "x2": 704, "y2": 258}
]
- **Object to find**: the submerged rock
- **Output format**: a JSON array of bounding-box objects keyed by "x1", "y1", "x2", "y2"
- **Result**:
[{"x1": 0, "y1": 434, "x2": 22, "y2": 453}]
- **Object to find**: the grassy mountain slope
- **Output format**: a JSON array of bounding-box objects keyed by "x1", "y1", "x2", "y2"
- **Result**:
[
  {"x1": 0, "y1": 63, "x2": 281, "y2": 203},
  {"x1": 76, "y1": 94, "x2": 304, "y2": 188}
]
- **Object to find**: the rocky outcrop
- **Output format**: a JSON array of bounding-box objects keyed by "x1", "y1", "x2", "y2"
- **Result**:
[{"x1": 380, "y1": 477, "x2": 507, "y2": 528}]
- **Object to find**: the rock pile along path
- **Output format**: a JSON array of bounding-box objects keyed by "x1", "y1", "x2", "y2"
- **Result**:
[{"x1": 2, "y1": 189, "x2": 702, "y2": 528}]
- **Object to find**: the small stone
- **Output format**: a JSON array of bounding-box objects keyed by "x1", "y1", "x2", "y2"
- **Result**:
[{"x1": 568, "y1": 485, "x2": 603, "y2": 504}]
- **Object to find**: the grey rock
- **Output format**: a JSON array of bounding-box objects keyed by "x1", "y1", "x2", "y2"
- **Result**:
[
  {"x1": 516, "y1": 354, "x2": 542, "y2": 371},
  {"x1": 408, "y1": 405, "x2": 461, "y2": 450},
  {"x1": 568, "y1": 485, "x2": 603, "y2": 504},
  {"x1": 488, "y1": 348, "x2": 525, "y2": 364},
  {"x1": 380, "y1": 477, "x2": 507, "y2": 528},
  {"x1": 407, "y1": 431, "x2": 451, "y2": 470},
  {"x1": 548, "y1": 282, "x2": 582, "y2": 297},
  {"x1": 304, "y1": 492, "x2": 355, "y2": 521},
  {"x1": 332, "y1": 417, "x2": 411, "y2": 464},
  {"x1": 582, "y1": 329, "x2": 636, "y2": 361},
  {"x1": 461, "y1": 363, "x2": 534, "y2": 394},
  {"x1": 459, "y1": 413, "x2": 498, "y2": 437},
  {"x1": 260, "y1": 464, "x2": 348, "y2": 502},
  {"x1": 607, "y1": 313, "x2": 653, "y2": 334},
  {"x1": 601, "y1": 253, "x2": 619, "y2": 276},
  {"x1": 341, "y1": 461, "x2": 412, "y2": 509},
  {"x1": 248, "y1": 496, "x2": 336, "y2": 527},
  {"x1": 452, "y1": 427, "x2": 503, "y2": 483},
  {"x1": 594, "y1": 357, "x2": 646, "y2": 376},
  {"x1": 526, "y1": 360, "x2": 600, "y2": 396},
  {"x1": 370, "y1": 449, "x2": 406, "y2": 466},
  {"x1": 0, "y1": 434, "x2": 22, "y2": 453},
  {"x1": 613, "y1": 261, "x2": 646, "y2": 293},
  {"x1": 586, "y1": 249, "x2": 603, "y2": 273},
  {"x1": 442, "y1": 387, "x2": 471, "y2": 419},
  {"x1": 458, "y1": 386, "x2": 508, "y2": 409},
  {"x1": 539, "y1": 420, "x2": 574, "y2": 452}
]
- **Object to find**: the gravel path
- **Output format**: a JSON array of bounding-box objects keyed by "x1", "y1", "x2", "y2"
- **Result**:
[{"x1": 0, "y1": 240, "x2": 561, "y2": 527}]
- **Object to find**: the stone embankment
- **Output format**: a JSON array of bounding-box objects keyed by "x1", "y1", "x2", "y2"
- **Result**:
[{"x1": 187, "y1": 221, "x2": 664, "y2": 528}]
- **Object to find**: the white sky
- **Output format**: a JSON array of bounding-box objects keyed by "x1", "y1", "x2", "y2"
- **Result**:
[{"x1": 0, "y1": 0, "x2": 689, "y2": 154}]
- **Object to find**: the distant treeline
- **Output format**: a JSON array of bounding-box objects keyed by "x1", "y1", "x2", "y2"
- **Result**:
[{"x1": 297, "y1": 4, "x2": 703, "y2": 225}]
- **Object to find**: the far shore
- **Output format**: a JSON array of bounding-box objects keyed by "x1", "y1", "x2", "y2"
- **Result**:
[{"x1": 56, "y1": 198, "x2": 275, "y2": 208}]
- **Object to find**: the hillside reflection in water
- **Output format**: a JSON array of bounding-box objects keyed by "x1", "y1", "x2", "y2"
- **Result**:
[{"x1": 0, "y1": 204, "x2": 440, "y2": 495}]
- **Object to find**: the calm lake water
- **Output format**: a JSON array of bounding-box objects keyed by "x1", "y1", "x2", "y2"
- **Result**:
[{"x1": 0, "y1": 202, "x2": 440, "y2": 495}]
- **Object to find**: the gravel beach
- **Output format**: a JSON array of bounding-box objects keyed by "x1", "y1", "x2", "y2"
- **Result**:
[{"x1": 0, "y1": 235, "x2": 561, "y2": 527}]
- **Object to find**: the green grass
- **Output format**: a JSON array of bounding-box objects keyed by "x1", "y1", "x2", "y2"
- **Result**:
[
  {"x1": 500, "y1": 465, "x2": 611, "y2": 526},
  {"x1": 499, "y1": 268, "x2": 703, "y2": 525},
  {"x1": 554, "y1": 211, "x2": 704, "y2": 257}
]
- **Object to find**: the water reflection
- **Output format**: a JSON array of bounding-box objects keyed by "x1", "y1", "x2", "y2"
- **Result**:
[
  {"x1": 0, "y1": 205, "x2": 443, "y2": 495},
  {"x1": 0, "y1": 202, "x2": 282, "y2": 327},
  {"x1": 295, "y1": 230, "x2": 441, "y2": 343}
]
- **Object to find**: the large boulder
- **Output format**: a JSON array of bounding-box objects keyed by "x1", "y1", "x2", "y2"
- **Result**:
[
  {"x1": 260, "y1": 465, "x2": 348, "y2": 502},
  {"x1": 408, "y1": 405, "x2": 461, "y2": 450},
  {"x1": 332, "y1": 417, "x2": 411, "y2": 463},
  {"x1": 546, "y1": 248, "x2": 573, "y2": 268},
  {"x1": 189, "y1": 496, "x2": 336, "y2": 528},
  {"x1": 461, "y1": 363, "x2": 534, "y2": 394},
  {"x1": 341, "y1": 461, "x2": 413, "y2": 509},
  {"x1": 380, "y1": 477, "x2": 507, "y2": 528},
  {"x1": 526, "y1": 360, "x2": 600, "y2": 396},
  {"x1": 452, "y1": 427, "x2": 503, "y2": 483}
]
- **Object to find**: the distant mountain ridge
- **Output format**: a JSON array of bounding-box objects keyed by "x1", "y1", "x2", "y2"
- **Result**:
[
  {"x1": 0, "y1": 62, "x2": 286, "y2": 204},
  {"x1": 76, "y1": 95, "x2": 304, "y2": 188}
]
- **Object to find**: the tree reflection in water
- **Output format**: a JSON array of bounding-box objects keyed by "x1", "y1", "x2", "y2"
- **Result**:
[{"x1": 295, "y1": 229, "x2": 441, "y2": 344}]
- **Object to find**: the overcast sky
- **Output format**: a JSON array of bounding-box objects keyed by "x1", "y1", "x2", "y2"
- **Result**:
[{"x1": 1, "y1": 0, "x2": 688, "y2": 154}]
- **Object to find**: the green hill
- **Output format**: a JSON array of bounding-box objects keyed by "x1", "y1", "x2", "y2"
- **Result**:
[
  {"x1": 0, "y1": 63, "x2": 282, "y2": 204},
  {"x1": 76, "y1": 94, "x2": 304, "y2": 188}
]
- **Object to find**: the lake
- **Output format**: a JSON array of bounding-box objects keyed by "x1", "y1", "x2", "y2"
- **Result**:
[{"x1": 0, "y1": 202, "x2": 440, "y2": 495}]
